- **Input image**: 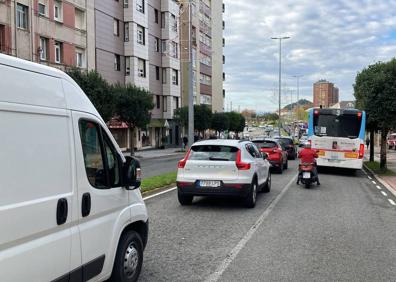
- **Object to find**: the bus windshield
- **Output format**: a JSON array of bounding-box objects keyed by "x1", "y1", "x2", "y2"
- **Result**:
[{"x1": 314, "y1": 114, "x2": 361, "y2": 138}]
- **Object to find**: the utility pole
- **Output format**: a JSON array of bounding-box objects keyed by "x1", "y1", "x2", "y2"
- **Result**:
[
  {"x1": 292, "y1": 75, "x2": 303, "y2": 120},
  {"x1": 187, "y1": 0, "x2": 194, "y2": 147},
  {"x1": 271, "y1": 36, "x2": 290, "y2": 134}
]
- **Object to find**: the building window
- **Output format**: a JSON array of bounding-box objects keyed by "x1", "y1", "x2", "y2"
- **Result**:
[
  {"x1": 38, "y1": 3, "x2": 46, "y2": 16},
  {"x1": 163, "y1": 96, "x2": 167, "y2": 112},
  {"x1": 161, "y1": 12, "x2": 165, "y2": 28},
  {"x1": 0, "y1": 25, "x2": 5, "y2": 52},
  {"x1": 124, "y1": 22, "x2": 129, "y2": 42},
  {"x1": 125, "y1": 57, "x2": 130, "y2": 75},
  {"x1": 156, "y1": 66, "x2": 160, "y2": 80},
  {"x1": 75, "y1": 8, "x2": 85, "y2": 30},
  {"x1": 16, "y1": 4, "x2": 28, "y2": 29},
  {"x1": 39, "y1": 37, "x2": 48, "y2": 61},
  {"x1": 137, "y1": 25, "x2": 145, "y2": 45},
  {"x1": 162, "y1": 68, "x2": 167, "y2": 84},
  {"x1": 114, "y1": 54, "x2": 121, "y2": 71},
  {"x1": 200, "y1": 73, "x2": 211, "y2": 85},
  {"x1": 113, "y1": 19, "x2": 120, "y2": 36},
  {"x1": 76, "y1": 48, "x2": 85, "y2": 68},
  {"x1": 170, "y1": 41, "x2": 178, "y2": 58},
  {"x1": 161, "y1": 40, "x2": 167, "y2": 53},
  {"x1": 174, "y1": 97, "x2": 179, "y2": 109},
  {"x1": 156, "y1": 95, "x2": 160, "y2": 109},
  {"x1": 136, "y1": 0, "x2": 144, "y2": 13},
  {"x1": 124, "y1": 0, "x2": 128, "y2": 8},
  {"x1": 172, "y1": 69, "x2": 178, "y2": 85},
  {"x1": 138, "y1": 58, "x2": 146, "y2": 77},
  {"x1": 170, "y1": 13, "x2": 177, "y2": 32},
  {"x1": 154, "y1": 9, "x2": 159, "y2": 24},
  {"x1": 54, "y1": 1, "x2": 63, "y2": 22},
  {"x1": 154, "y1": 37, "x2": 159, "y2": 52},
  {"x1": 54, "y1": 41, "x2": 62, "y2": 64}
]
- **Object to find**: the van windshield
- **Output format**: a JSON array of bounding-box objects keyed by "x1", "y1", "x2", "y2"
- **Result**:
[{"x1": 189, "y1": 145, "x2": 238, "y2": 161}]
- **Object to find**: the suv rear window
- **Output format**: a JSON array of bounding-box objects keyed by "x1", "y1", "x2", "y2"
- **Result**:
[
  {"x1": 253, "y1": 140, "x2": 277, "y2": 148},
  {"x1": 276, "y1": 138, "x2": 293, "y2": 145},
  {"x1": 189, "y1": 145, "x2": 238, "y2": 161}
]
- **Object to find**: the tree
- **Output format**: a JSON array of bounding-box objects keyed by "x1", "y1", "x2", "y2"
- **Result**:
[
  {"x1": 226, "y1": 112, "x2": 245, "y2": 138},
  {"x1": 66, "y1": 68, "x2": 114, "y2": 122},
  {"x1": 354, "y1": 59, "x2": 396, "y2": 169},
  {"x1": 194, "y1": 105, "x2": 212, "y2": 133},
  {"x1": 174, "y1": 106, "x2": 188, "y2": 129},
  {"x1": 114, "y1": 84, "x2": 154, "y2": 155},
  {"x1": 211, "y1": 112, "x2": 230, "y2": 136}
]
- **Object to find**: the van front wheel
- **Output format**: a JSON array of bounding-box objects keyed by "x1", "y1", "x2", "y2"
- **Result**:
[{"x1": 110, "y1": 231, "x2": 143, "y2": 282}]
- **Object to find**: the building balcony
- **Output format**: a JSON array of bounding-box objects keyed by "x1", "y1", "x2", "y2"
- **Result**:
[
  {"x1": 200, "y1": 83, "x2": 212, "y2": 96},
  {"x1": 200, "y1": 63, "x2": 212, "y2": 76}
]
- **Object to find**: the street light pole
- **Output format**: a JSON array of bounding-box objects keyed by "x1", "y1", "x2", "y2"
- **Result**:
[
  {"x1": 271, "y1": 36, "x2": 290, "y2": 135},
  {"x1": 292, "y1": 75, "x2": 303, "y2": 120},
  {"x1": 188, "y1": 0, "x2": 194, "y2": 147}
]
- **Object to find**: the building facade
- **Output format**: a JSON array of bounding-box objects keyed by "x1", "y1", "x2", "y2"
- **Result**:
[
  {"x1": 95, "y1": 0, "x2": 182, "y2": 150},
  {"x1": 0, "y1": 0, "x2": 94, "y2": 70},
  {"x1": 313, "y1": 79, "x2": 339, "y2": 108},
  {"x1": 179, "y1": 0, "x2": 224, "y2": 112}
]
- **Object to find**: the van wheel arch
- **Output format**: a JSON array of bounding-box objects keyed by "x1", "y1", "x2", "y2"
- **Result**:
[{"x1": 121, "y1": 220, "x2": 149, "y2": 250}]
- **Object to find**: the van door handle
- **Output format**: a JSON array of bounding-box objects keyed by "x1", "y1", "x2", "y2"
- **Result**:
[
  {"x1": 81, "y1": 193, "x2": 91, "y2": 217},
  {"x1": 56, "y1": 198, "x2": 68, "y2": 225}
]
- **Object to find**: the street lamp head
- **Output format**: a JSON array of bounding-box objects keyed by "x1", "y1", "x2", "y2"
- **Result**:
[{"x1": 271, "y1": 36, "x2": 291, "y2": 40}]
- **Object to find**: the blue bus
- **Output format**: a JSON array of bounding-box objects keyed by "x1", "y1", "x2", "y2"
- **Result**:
[{"x1": 307, "y1": 108, "x2": 366, "y2": 169}]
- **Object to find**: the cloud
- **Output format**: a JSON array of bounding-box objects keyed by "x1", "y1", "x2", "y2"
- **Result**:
[{"x1": 223, "y1": 0, "x2": 396, "y2": 112}]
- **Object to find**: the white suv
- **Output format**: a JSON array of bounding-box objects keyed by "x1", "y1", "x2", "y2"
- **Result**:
[{"x1": 176, "y1": 140, "x2": 271, "y2": 208}]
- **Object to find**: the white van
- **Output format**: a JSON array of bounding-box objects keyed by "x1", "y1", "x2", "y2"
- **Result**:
[{"x1": 0, "y1": 54, "x2": 148, "y2": 282}]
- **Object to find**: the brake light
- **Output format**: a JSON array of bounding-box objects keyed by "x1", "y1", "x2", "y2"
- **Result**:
[
  {"x1": 357, "y1": 112, "x2": 362, "y2": 118},
  {"x1": 236, "y1": 149, "x2": 251, "y2": 170},
  {"x1": 359, "y1": 144, "x2": 364, "y2": 159},
  {"x1": 314, "y1": 110, "x2": 319, "y2": 116},
  {"x1": 178, "y1": 149, "x2": 191, "y2": 168}
]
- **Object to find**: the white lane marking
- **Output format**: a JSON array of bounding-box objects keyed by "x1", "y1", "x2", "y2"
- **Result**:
[
  {"x1": 372, "y1": 181, "x2": 377, "y2": 185},
  {"x1": 381, "y1": 191, "x2": 388, "y2": 197},
  {"x1": 205, "y1": 174, "x2": 298, "y2": 282},
  {"x1": 376, "y1": 185, "x2": 382, "y2": 190},
  {"x1": 143, "y1": 187, "x2": 177, "y2": 201},
  {"x1": 368, "y1": 176, "x2": 372, "y2": 180},
  {"x1": 363, "y1": 170, "x2": 368, "y2": 175},
  {"x1": 388, "y1": 199, "x2": 396, "y2": 206}
]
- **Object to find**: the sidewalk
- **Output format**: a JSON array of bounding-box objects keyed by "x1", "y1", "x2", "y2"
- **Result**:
[
  {"x1": 123, "y1": 147, "x2": 184, "y2": 160},
  {"x1": 364, "y1": 146, "x2": 396, "y2": 197}
]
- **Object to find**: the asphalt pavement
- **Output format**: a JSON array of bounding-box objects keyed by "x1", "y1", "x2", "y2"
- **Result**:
[{"x1": 139, "y1": 160, "x2": 396, "y2": 282}]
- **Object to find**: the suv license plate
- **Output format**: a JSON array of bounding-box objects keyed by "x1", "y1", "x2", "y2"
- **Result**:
[
  {"x1": 199, "y1": 180, "x2": 221, "y2": 187},
  {"x1": 303, "y1": 172, "x2": 311, "y2": 179}
]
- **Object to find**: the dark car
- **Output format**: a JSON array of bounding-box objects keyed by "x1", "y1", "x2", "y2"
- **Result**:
[
  {"x1": 274, "y1": 136, "x2": 297, "y2": 160},
  {"x1": 252, "y1": 138, "x2": 288, "y2": 173}
]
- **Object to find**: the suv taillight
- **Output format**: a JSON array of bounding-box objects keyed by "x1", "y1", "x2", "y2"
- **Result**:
[
  {"x1": 236, "y1": 149, "x2": 251, "y2": 170},
  {"x1": 178, "y1": 149, "x2": 191, "y2": 168},
  {"x1": 359, "y1": 144, "x2": 364, "y2": 159}
]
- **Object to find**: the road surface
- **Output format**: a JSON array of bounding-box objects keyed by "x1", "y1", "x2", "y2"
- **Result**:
[{"x1": 139, "y1": 160, "x2": 396, "y2": 281}]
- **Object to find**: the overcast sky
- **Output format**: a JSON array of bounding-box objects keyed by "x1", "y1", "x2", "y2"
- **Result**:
[{"x1": 223, "y1": 0, "x2": 396, "y2": 112}]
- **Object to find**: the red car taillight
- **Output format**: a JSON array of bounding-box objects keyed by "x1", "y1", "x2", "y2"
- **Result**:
[
  {"x1": 359, "y1": 144, "x2": 364, "y2": 159},
  {"x1": 178, "y1": 149, "x2": 191, "y2": 168},
  {"x1": 236, "y1": 149, "x2": 251, "y2": 170}
]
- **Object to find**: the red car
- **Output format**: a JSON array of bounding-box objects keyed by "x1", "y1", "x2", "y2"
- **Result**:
[{"x1": 252, "y1": 138, "x2": 288, "y2": 173}]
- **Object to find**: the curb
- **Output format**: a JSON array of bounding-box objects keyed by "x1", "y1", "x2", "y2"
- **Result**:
[{"x1": 363, "y1": 164, "x2": 396, "y2": 198}]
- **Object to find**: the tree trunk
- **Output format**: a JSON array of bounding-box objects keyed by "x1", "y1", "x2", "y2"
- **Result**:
[
  {"x1": 380, "y1": 129, "x2": 388, "y2": 170},
  {"x1": 369, "y1": 129, "x2": 375, "y2": 162},
  {"x1": 130, "y1": 126, "x2": 135, "y2": 156}
]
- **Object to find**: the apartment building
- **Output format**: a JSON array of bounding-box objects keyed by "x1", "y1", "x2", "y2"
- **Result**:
[
  {"x1": 97, "y1": 0, "x2": 181, "y2": 150},
  {"x1": 313, "y1": 79, "x2": 339, "y2": 108},
  {"x1": 0, "y1": 0, "x2": 94, "y2": 70},
  {"x1": 179, "y1": 0, "x2": 224, "y2": 113}
]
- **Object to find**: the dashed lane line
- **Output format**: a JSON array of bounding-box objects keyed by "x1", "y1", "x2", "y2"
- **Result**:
[
  {"x1": 372, "y1": 181, "x2": 377, "y2": 185},
  {"x1": 368, "y1": 176, "x2": 372, "y2": 180},
  {"x1": 381, "y1": 191, "x2": 388, "y2": 197},
  {"x1": 205, "y1": 174, "x2": 298, "y2": 282},
  {"x1": 388, "y1": 199, "x2": 396, "y2": 206},
  {"x1": 376, "y1": 185, "x2": 382, "y2": 190}
]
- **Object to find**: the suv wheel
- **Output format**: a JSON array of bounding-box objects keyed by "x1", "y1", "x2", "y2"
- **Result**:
[
  {"x1": 110, "y1": 231, "x2": 143, "y2": 282},
  {"x1": 262, "y1": 172, "x2": 271, "y2": 193},
  {"x1": 178, "y1": 190, "x2": 193, "y2": 205},
  {"x1": 244, "y1": 179, "x2": 257, "y2": 208}
]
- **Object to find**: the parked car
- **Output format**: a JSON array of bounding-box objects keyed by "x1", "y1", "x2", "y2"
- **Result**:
[
  {"x1": 252, "y1": 138, "x2": 288, "y2": 173},
  {"x1": 275, "y1": 136, "x2": 298, "y2": 160},
  {"x1": 0, "y1": 54, "x2": 148, "y2": 282},
  {"x1": 176, "y1": 140, "x2": 271, "y2": 208},
  {"x1": 387, "y1": 133, "x2": 396, "y2": 149}
]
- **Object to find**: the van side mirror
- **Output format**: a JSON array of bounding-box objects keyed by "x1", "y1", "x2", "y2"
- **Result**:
[
  {"x1": 262, "y1": 152, "x2": 268, "y2": 160},
  {"x1": 123, "y1": 156, "x2": 141, "y2": 190}
]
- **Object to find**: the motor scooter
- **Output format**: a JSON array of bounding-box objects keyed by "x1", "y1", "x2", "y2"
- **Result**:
[{"x1": 298, "y1": 163, "x2": 318, "y2": 189}]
